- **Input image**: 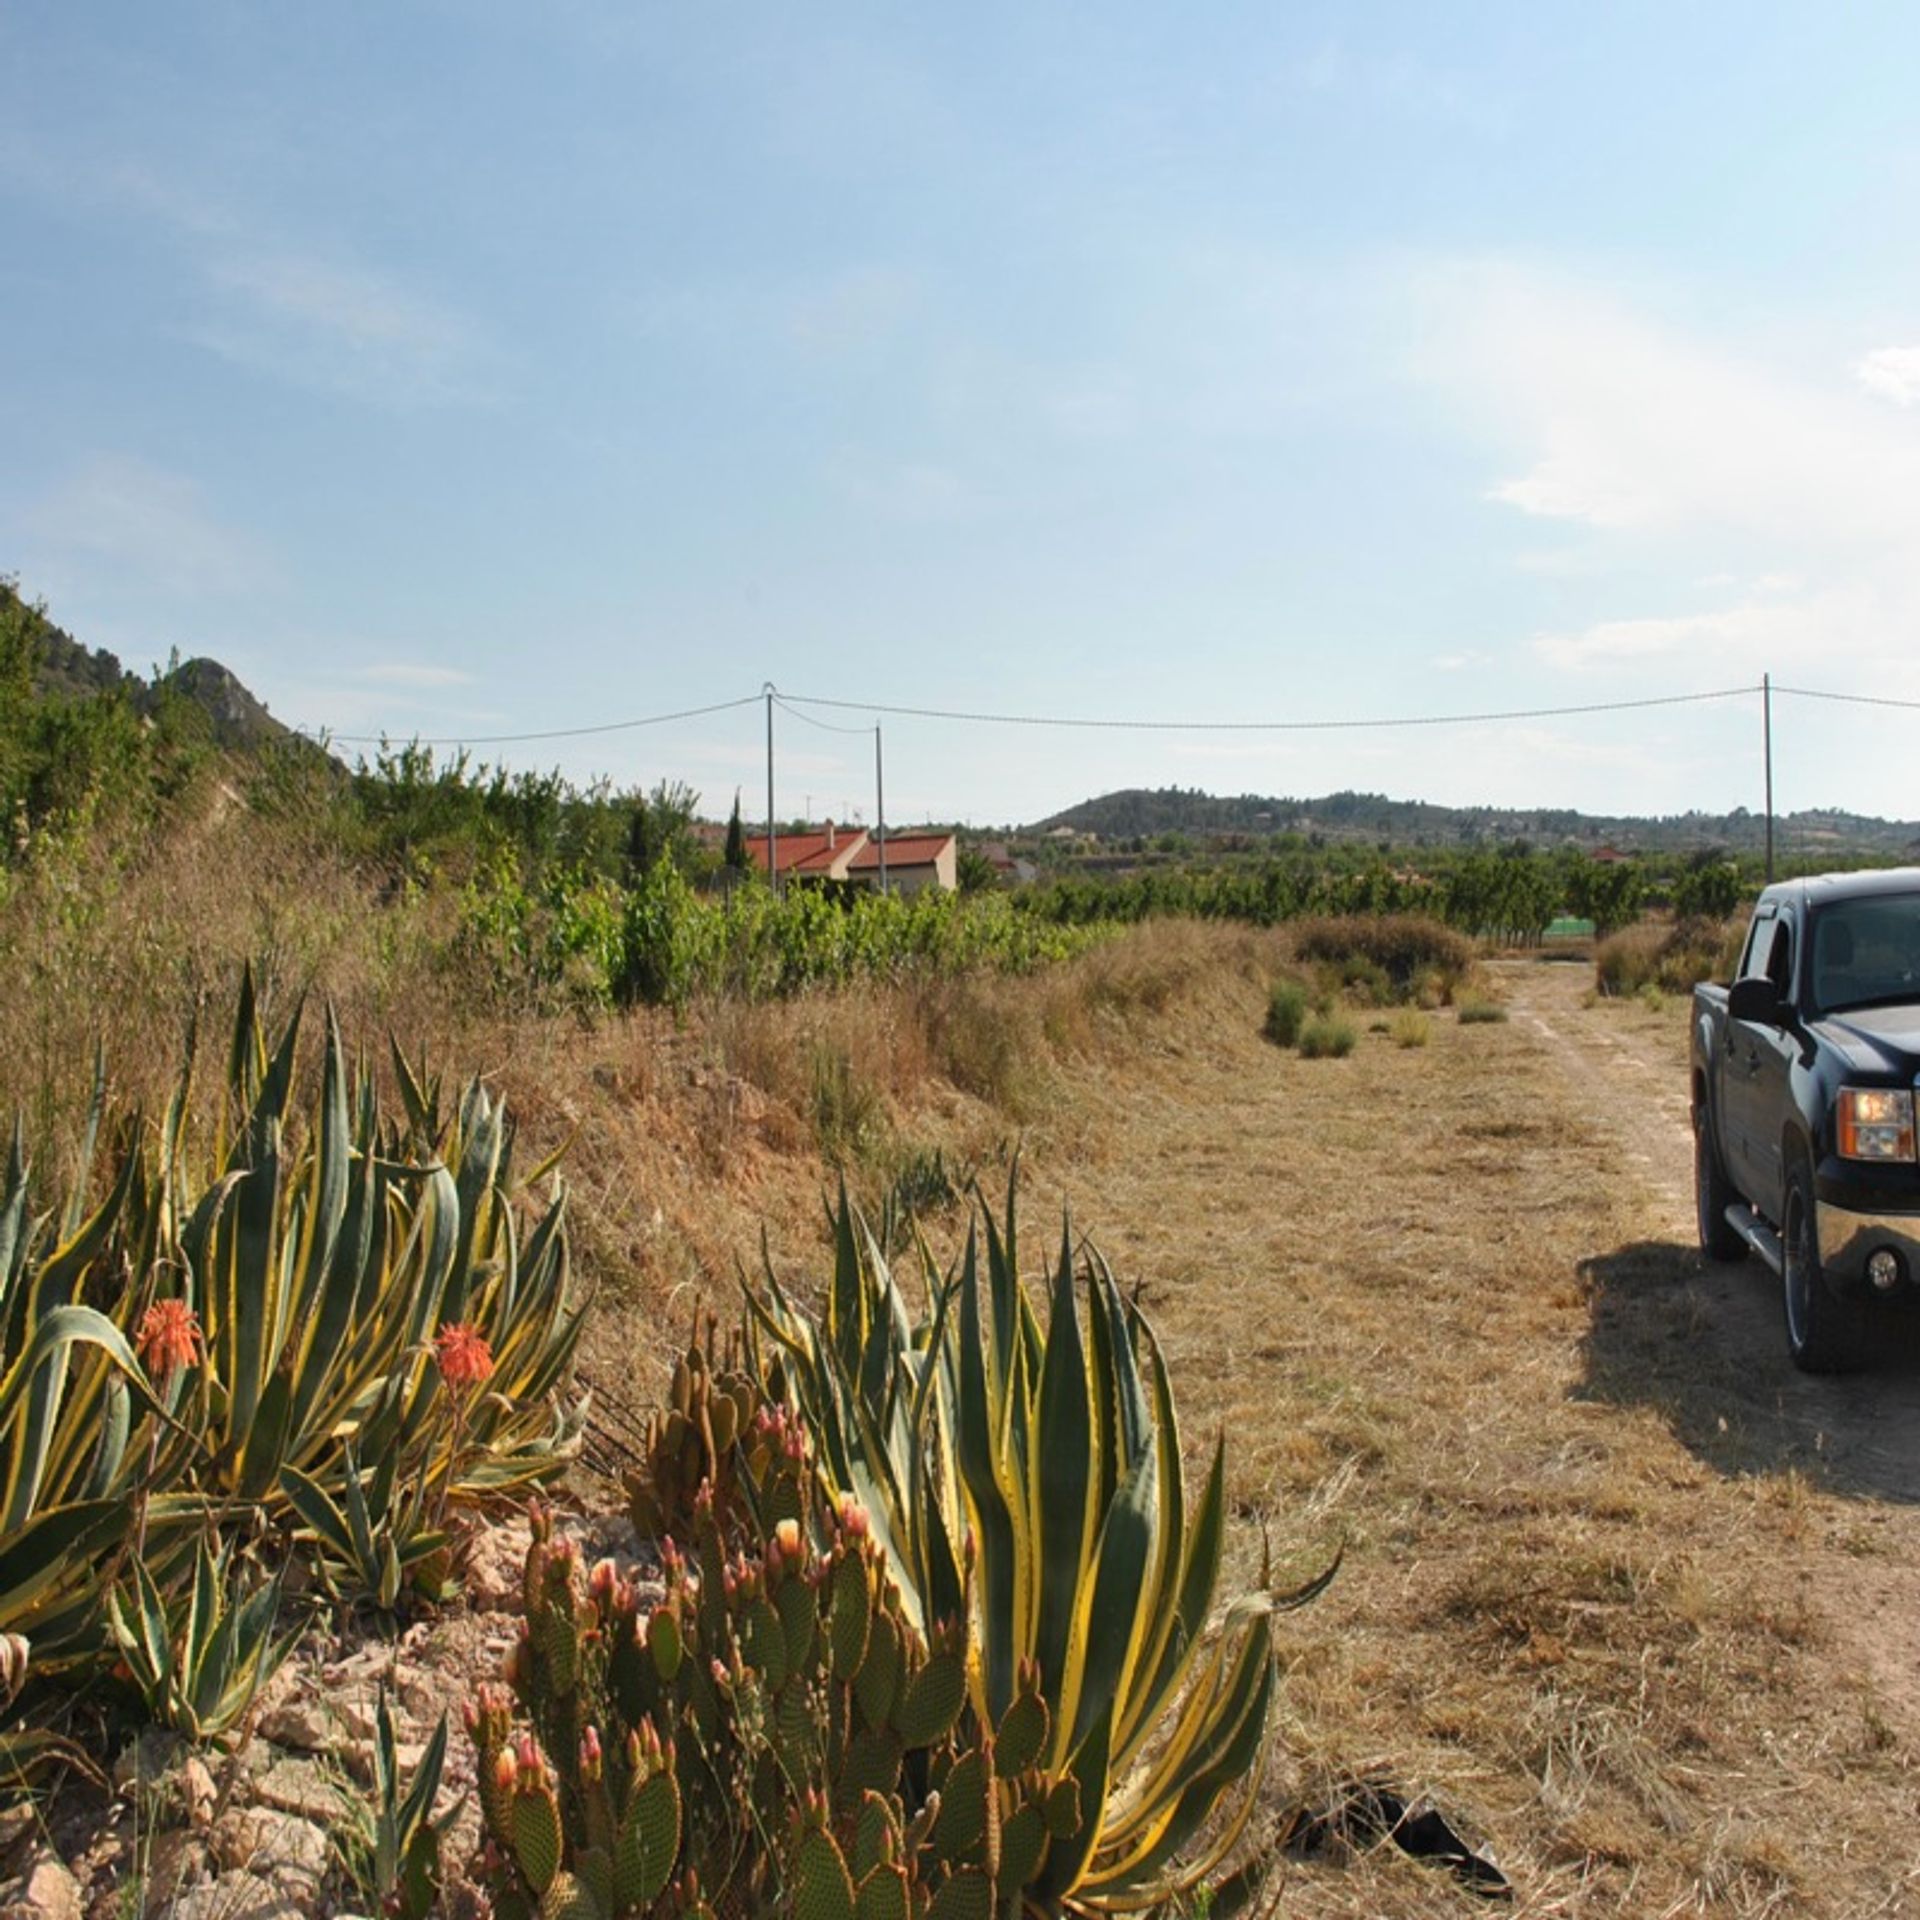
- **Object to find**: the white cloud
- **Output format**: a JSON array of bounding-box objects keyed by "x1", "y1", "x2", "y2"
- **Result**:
[
  {"x1": 193, "y1": 250, "x2": 491, "y2": 406},
  {"x1": 1433, "y1": 649, "x2": 1495, "y2": 670},
  {"x1": 1857, "y1": 345, "x2": 1920, "y2": 406},
  {"x1": 357, "y1": 663, "x2": 474, "y2": 688},
  {"x1": 22, "y1": 455, "x2": 273, "y2": 598},
  {"x1": 1531, "y1": 583, "x2": 1912, "y2": 679},
  {"x1": 1417, "y1": 262, "x2": 1920, "y2": 548}
]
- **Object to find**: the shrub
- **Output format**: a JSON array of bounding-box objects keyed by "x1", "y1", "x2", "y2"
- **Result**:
[
  {"x1": 1265, "y1": 978, "x2": 1310, "y2": 1046},
  {"x1": 1291, "y1": 914, "x2": 1473, "y2": 1002},
  {"x1": 1456, "y1": 997, "x2": 1508, "y2": 1024},
  {"x1": 1298, "y1": 1014, "x2": 1358, "y2": 1058},
  {"x1": 1595, "y1": 914, "x2": 1743, "y2": 999},
  {"x1": 1389, "y1": 1009, "x2": 1432, "y2": 1048}
]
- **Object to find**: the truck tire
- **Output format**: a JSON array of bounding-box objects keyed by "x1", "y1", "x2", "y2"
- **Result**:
[
  {"x1": 1781, "y1": 1153, "x2": 1867, "y2": 1374},
  {"x1": 1693, "y1": 1102, "x2": 1746, "y2": 1262}
]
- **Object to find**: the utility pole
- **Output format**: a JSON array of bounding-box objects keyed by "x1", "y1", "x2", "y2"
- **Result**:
[
  {"x1": 1763, "y1": 672, "x2": 1774, "y2": 882},
  {"x1": 764, "y1": 683, "x2": 778, "y2": 896},
  {"x1": 874, "y1": 725, "x2": 888, "y2": 896}
]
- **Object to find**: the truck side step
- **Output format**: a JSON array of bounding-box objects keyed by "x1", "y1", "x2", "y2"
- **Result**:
[{"x1": 1725, "y1": 1204, "x2": 1783, "y2": 1275}]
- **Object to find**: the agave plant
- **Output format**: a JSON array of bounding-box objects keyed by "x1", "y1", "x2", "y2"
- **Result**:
[
  {"x1": 0, "y1": 1098, "x2": 175, "y2": 1658},
  {"x1": 0, "y1": 967, "x2": 591, "y2": 1669},
  {"x1": 335, "y1": 1686, "x2": 457, "y2": 1920},
  {"x1": 181, "y1": 973, "x2": 590, "y2": 1515},
  {"x1": 105, "y1": 1531, "x2": 303, "y2": 1742},
  {"x1": 747, "y1": 1179, "x2": 1334, "y2": 1913}
]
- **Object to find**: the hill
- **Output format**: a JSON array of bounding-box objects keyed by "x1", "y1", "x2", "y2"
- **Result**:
[
  {"x1": 1030, "y1": 784, "x2": 1920, "y2": 858},
  {"x1": 3, "y1": 576, "x2": 293, "y2": 751}
]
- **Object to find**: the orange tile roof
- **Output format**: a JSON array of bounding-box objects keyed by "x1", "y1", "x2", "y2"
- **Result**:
[
  {"x1": 848, "y1": 832, "x2": 952, "y2": 868},
  {"x1": 742, "y1": 830, "x2": 868, "y2": 875}
]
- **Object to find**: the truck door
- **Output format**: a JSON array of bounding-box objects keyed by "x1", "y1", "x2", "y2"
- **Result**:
[
  {"x1": 1721, "y1": 906, "x2": 1787, "y2": 1202},
  {"x1": 1743, "y1": 908, "x2": 1801, "y2": 1221}
]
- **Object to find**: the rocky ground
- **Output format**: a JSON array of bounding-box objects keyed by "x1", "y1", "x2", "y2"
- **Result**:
[{"x1": 0, "y1": 1507, "x2": 655, "y2": 1920}]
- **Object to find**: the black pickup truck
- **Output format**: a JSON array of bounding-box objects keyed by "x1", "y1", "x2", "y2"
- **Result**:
[{"x1": 1692, "y1": 869, "x2": 1920, "y2": 1371}]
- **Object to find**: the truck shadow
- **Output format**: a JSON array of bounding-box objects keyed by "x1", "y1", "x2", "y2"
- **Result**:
[{"x1": 1574, "y1": 1238, "x2": 1920, "y2": 1505}]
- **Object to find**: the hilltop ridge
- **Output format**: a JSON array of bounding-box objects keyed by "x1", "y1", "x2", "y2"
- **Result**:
[{"x1": 1030, "y1": 784, "x2": 1920, "y2": 859}]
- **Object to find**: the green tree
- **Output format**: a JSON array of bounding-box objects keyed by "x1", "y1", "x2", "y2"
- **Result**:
[
  {"x1": 956, "y1": 845, "x2": 1001, "y2": 894},
  {"x1": 724, "y1": 790, "x2": 748, "y2": 871}
]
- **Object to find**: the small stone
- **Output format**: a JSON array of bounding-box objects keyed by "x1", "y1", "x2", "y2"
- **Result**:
[
  {"x1": 140, "y1": 1830, "x2": 207, "y2": 1917},
  {"x1": 167, "y1": 1872, "x2": 299, "y2": 1920},
  {"x1": 462, "y1": 1519, "x2": 533, "y2": 1611},
  {"x1": 209, "y1": 1810, "x2": 329, "y2": 1895},
  {"x1": 178, "y1": 1756, "x2": 218, "y2": 1829},
  {"x1": 249, "y1": 1754, "x2": 346, "y2": 1824},
  {"x1": 0, "y1": 1853, "x2": 83, "y2": 1920},
  {"x1": 255, "y1": 1693, "x2": 346, "y2": 1754}
]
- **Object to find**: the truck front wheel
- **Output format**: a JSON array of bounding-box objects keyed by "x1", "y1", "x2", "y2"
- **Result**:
[
  {"x1": 1693, "y1": 1102, "x2": 1746, "y2": 1262},
  {"x1": 1782, "y1": 1154, "x2": 1867, "y2": 1374}
]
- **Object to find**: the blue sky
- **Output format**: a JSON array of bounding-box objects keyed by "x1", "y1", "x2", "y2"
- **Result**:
[{"x1": 5, "y1": 3, "x2": 1920, "y2": 828}]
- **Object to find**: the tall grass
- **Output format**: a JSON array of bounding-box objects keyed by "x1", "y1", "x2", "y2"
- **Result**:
[{"x1": 1595, "y1": 914, "x2": 1746, "y2": 998}]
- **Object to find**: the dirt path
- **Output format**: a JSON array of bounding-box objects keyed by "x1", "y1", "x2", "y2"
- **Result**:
[{"x1": 1496, "y1": 953, "x2": 1920, "y2": 1740}]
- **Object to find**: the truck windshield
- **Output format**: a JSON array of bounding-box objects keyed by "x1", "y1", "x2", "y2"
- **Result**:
[{"x1": 1810, "y1": 896, "x2": 1920, "y2": 1014}]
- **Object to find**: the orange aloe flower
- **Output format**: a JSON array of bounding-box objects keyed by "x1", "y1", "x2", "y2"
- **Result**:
[
  {"x1": 434, "y1": 1321, "x2": 495, "y2": 1394},
  {"x1": 135, "y1": 1297, "x2": 203, "y2": 1387}
]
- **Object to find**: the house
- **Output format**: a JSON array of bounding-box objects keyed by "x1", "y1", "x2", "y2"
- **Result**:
[
  {"x1": 847, "y1": 831, "x2": 957, "y2": 897},
  {"x1": 742, "y1": 821, "x2": 870, "y2": 883}
]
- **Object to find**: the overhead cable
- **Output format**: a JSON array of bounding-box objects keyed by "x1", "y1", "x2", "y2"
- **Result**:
[
  {"x1": 775, "y1": 684, "x2": 1759, "y2": 732},
  {"x1": 311, "y1": 692, "x2": 763, "y2": 749},
  {"x1": 771, "y1": 694, "x2": 878, "y2": 737},
  {"x1": 1773, "y1": 684, "x2": 1920, "y2": 714}
]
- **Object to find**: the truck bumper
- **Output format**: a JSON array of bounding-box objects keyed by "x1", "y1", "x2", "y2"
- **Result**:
[{"x1": 1816, "y1": 1202, "x2": 1920, "y2": 1299}]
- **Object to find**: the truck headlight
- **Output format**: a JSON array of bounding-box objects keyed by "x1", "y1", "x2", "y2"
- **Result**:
[{"x1": 1836, "y1": 1088, "x2": 1916, "y2": 1161}]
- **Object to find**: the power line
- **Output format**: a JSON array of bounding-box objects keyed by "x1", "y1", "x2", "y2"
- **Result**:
[
  {"x1": 311, "y1": 692, "x2": 763, "y2": 749},
  {"x1": 301, "y1": 676, "x2": 1920, "y2": 756},
  {"x1": 771, "y1": 694, "x2": 877, "y2": 737},
  {"x1": 1773, "y1": 684, "x2": 1920, "y2": 714},
  {"x1": 775, "y1": 684, "x2": 1759, "y2": 732}
]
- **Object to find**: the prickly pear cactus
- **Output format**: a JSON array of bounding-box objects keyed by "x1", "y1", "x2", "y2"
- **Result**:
[
  {"x1": 624, "y1": 1313, "x2": 764, "y2": 1544},
  {"x1": 473, "y1": 1433, "x2": 1082, "y2": 1915}
]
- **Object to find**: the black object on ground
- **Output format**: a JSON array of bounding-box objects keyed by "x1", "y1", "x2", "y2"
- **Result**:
[{"x1": 1282, "y1": 1776, "x2": 1512, "y2": 1899}]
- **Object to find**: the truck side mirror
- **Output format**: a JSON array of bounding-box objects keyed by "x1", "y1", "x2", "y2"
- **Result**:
[{"x1": 1728, "y1": 976, "x2": 1786, "y2": 1025}]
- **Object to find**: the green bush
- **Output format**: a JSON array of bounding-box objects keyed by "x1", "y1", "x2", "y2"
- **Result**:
[
  {"x1": 1298, "y1": 1013, "x2": 1358, "y2": 1058},
  {"x1": 1456, "y1": 996, "x2": 1508, "y2": 1024},
  {"x1": 1265, "y1": 978, "x2": 1310, "y2": 1046}
]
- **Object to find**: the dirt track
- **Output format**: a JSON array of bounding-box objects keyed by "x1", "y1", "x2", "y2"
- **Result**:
[{"x1": 1497, "y1": 954, "x2": 1920, "y2": 1735}]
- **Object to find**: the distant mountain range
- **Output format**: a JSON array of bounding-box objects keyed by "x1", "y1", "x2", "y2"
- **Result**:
[{"x1": 1029, "y1": 786, "x2": 1920, "y2": 858}]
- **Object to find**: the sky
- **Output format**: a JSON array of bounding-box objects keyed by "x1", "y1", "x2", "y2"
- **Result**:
[{"x1": 5, "y1": 3, "x2": 1920, "y2": 829}]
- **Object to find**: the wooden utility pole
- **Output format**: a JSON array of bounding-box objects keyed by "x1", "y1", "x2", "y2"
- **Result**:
[
  {"x1": 875, "y1": 725, "x2": 888, "y2": 896},
  {"x1": 764, "y1": 683, "x2": 778, "y2": 896},
  {"x1": 1763, "y1": 672, "x2": 1774, "y2": 882}
]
